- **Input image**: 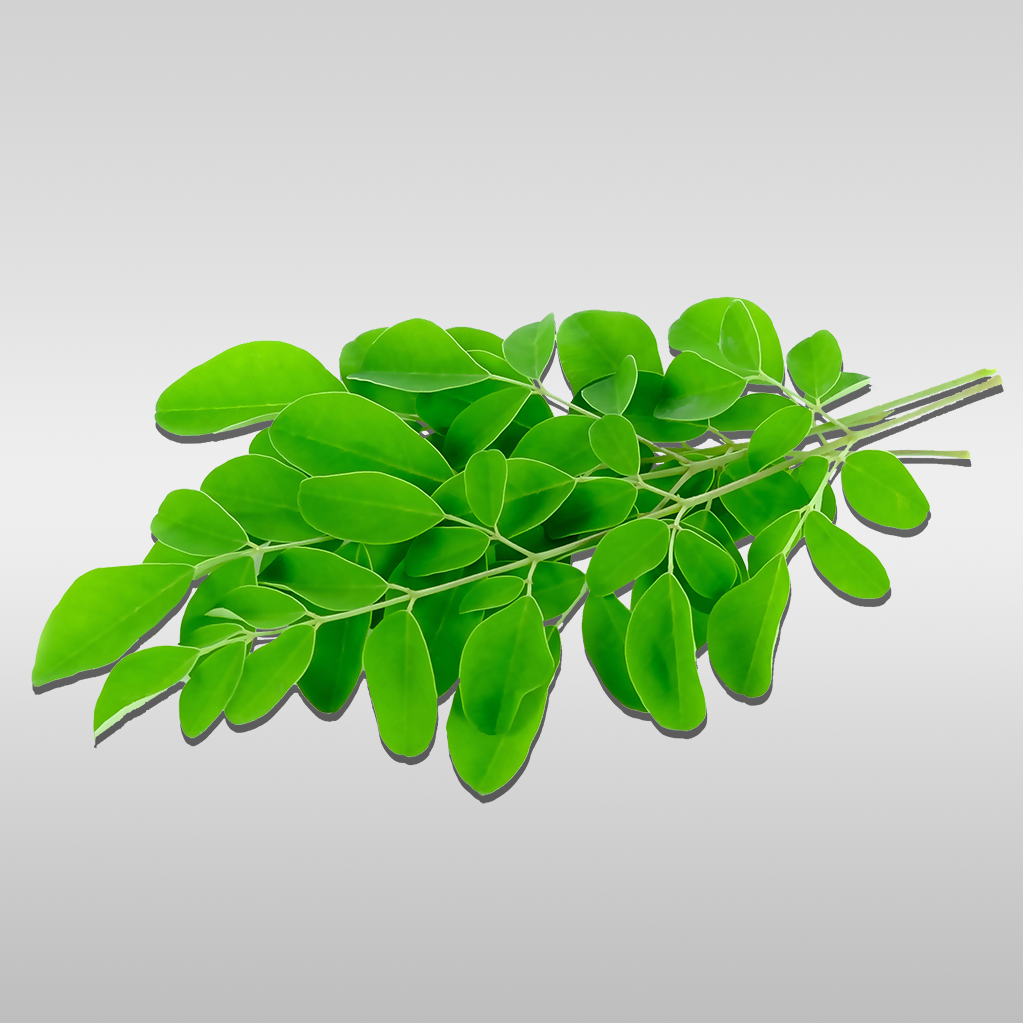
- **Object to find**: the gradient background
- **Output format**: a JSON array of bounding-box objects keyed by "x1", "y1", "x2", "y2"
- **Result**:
[{"x1": 2, "y1": 3, "x2": 1019, "y2": 1019}]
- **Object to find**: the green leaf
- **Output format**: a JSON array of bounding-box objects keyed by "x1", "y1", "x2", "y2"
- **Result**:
[
  {"x1": 270, "y1": 392, "x2": 452, "y2": 494},
  {"x1": 179, "y1": 641, "x2": 247, "y2": 738},
  {"x1": 656, "y1": 352, "x2": 745, "y2": 420},
  {"x1": 747, "y1": 404, "x2": 814, "y2": 472},
  {"x1": 464, "y1": 449, "x2": 507, "y2": 527},
  {"x1": 821, "y1": 371, "x2": 869, "y2": 406},
  {"x1": 545, "y1": 478, "x2": 636, "y2": 538},
  {"x1": 185, "y1": 622, "x2": 247, "y2": 646},
  {"x1": 588, "y1": 414, "x2": 640, "y2": 476},
  {"x1": 339, "y1": 327, "x2": 420, "y2": 416},
  {"x1": 412, "y1": 589, "x2": 483, "y2": 697},
  {"x1": 248, "y1": 427, "x2": 292, "y2": 465},
  {"x1": 804, "y1": 511, "x2": 890, "y2": 599},
  {"x1": 709, "y1": 392, "x2": 794, "y2": 432},
  {"x1": 787, "y1": 329, "x2": 843, "y2": 400},
  {"x1": 446, "y1": 326, "x2": 505, "y2": 357},
  {"x1": 299, "y1": 471, "x2": 444, "y2": 544},
  {"x1": 155, "y1": 340, "x2": 345, "y2": 436},
  {"x1": 416, "y1": 379, "x2": 511, "y2": 433},
  {"x1": 529, "y1": 561, "x2": 585, "y2": 619},
  {"x1": 511, "y1": 416, "x2": 599, "y2": 475},
  {"x1": 143, "y1": 541, "x2": 204, "y2": 570},
  {"x1": 624, "y1": 573, "x2": 706, "y2": 732},
  {"x1": 151, "y1": 489, "x2": 249, "y2": 557},
  {"x1": 200, "y1": 454, "x2": 320, "y2": 543},
  {"x1": 503, "y1": 313, "x2": 556, "y2": 380},
  {"x1": 747, "y1": 510, "x2": 802, "y2": 576},
  {"x1": 348, "y1": 318, "x2": 488, "y2": 391},
  {"x1": 582, "y1": 355, "x2": 639, "y2": 416},
  {"x1": 406, "y1": 526, "x2": 491, "y2": 577},
  {"x1": 33, "y1": 564, "x2": 194, "y2": 687},
  {"x1": 225, "y1": 625, "x2": 316, "y2": 726},
  {"x1": 459, "y1": 596, "x2": 554, "y2": 734},
  {"x1": 443, "y1": 387, "x2": 530, "y2": 469},
  {"x1": 586, "y1": 518, "x2": 670, "y2": 597},
  {"x1": 431, "y1": 471, "x2": 479, "y2": 524},
  {"x1": 556, "y1": 310, "x2": 663, "y2": 392},
  {"x1": 574, "y1": 372, "x2": 706, "y2": 442},
  {"x1": 793, "y1": 454, "x2": 830, "y2": 500},
  {"x1": 210, "y1": 585, "x2": 307, "y2": 630},
  {"x1": 498, "y1": 458, "x2": 575, "y2": 537},
  {"x1": 707, "y1": 555, "x2": 790, "y2": 699},
  {"x1": 298, "y1": 614, "x2": 370, "y2": 713},
  {"x1": 841, "y1": 450, "x2": 929, "y2": 530},
  {"x1": 680, "y1": 509, "x2": 749, "y2": 582},
  {"x1": 259, "y1": 547, "x2": 386, "y2": 611},
  {"x1": 363, "y1": 611, "x2": 437, "y2": 756},
  {"x1": 673, "y1": 526, "x2": 737, "y2": 600},
  {"x1": 180, "y1": 558, "x2": 256, "y2": 646},
  {"x1": 821, "y1": 484, "x2": 838, "y2": 522},
  {"x1": 719, "y1": 299, "x2": 761, "y2": 375},
  {"x1": 94, "y1": 645, "x2": 199, "y2": 738},
  {"x1": 720, "y1": 458, "x2": 808, "y2": 535},
  {"x1": 581, "y1": 594, "x2": 646, "y2": 712},
  {"x1": 459, "y1": 576, "x2": 525, "y2": 613}
]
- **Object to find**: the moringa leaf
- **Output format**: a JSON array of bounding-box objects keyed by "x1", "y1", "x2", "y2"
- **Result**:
[
  {"x1": 405, "y1": 526, "x2": 491, "y2": 577},
  {"x1": 446, "y1": 326, "x2": 505, "y2": 357},
  {"x1": 498, "y1": 458, "x2": 575, "y2": 537},
  {"x1": 582, "y1": 355, "x2": 639, "y2": 416},
  {"x1": 673, "y1": 526, "x2": 737, "y2": 600},
  {"x1": 747, "y1": 510, "x2": 802, "y2": 576},
  {"x1": 210, "y1": 585, "x2": 307, "y2": 630},
  {"x1": 412, "y1": 589, "x2": 483, "y2": 697},
  {"x1": 151, "y1": 489, "x2": 249, "y2": 557},
  {"x1": 803, "y1": 511, "x2": 890, "y2": 599},
  {"x1": 180, "y1": 558, "x2": 256, "y2": 646},
  {"x1": 444, "y1": 387, "x2": 530, "y2": 469},
  {"x1": 416, "y1": 378, "x2": 512, "y2": 433},
  {"x1": 545, "y1": 478, "x2": 636, "y2": 538},
  {"x1": 656, "y1": 352, "x2": 745, "y2": 421},
  {"x1": 793, "y1": 454, "x2": 831, "y2": 501},
  {"x1": 503, "y1": 313, "x2": 556, "y2": 380},
  {"x1": 143, "y1": 541, "x2": 205, "y2": 571},
  {"x1": 681, "y1": 509, "x2": 749, "y2": 582},
  {"x1": 787, "y1": 330, "x2": 843, "y2": 401},
  {"x1": 720, "y1": 458, "x2": 808, "y2": 535},
  {"x1": 557, "y1": 310, "x2": 663, "y2": 392},
  {"x1": 719, "y1": 299, "x2": 762, "y2": 375},
  {"x1": 511, "y1": 416, "x2": 600, "y2": 475},
  {"x1": 298, "y1": 614, "x2": 370, "y2": 713},
  {"x1": 339, "y1": 327, "x2": 420, "y2": 416},
  {"x1": 179, "y1": 641, "x2": 247, "y2": 738},
  {"x1": 841, "y1": 450, "x2": 929, "y2": 530},
  {"x1": 709, "y1": 392, "x2": 794, "y2": 432},
  {"x1": 821, "y1": 371, "x2": 869, "y2": 407},
  {"x1": 586, "y1": 518, "x2": 670, "y2": 597},
  {"x1": 459, "y1": 575, "x2": 525, "y2": 613},
  {"x1": 248, "y1": 428, "x2": 292, "y2": 465},
  {"x1": 464, "y1": 449, "x2": 507, "y2": 527},
  {"x1": 259, "y1": 547, "x2": 386, "y2": 611},
  {"x1": 588, "y1": 414, "x2": 640, "y2": 476},
  {"x1": 528, "y1": 561, "x2": 586, "y2": 620},
  {"x1": 225, "y1": 625, "x2": 316, "y2": 726},
  {"x1": 582, "y1": 593, "x2": 646, "y2": 713},
  {"x1": 747, "y1": 404, "x2": 814, "y2": 472}
]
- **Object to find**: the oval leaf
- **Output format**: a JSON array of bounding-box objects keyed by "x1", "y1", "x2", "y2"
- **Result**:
[
  {"x1": 511, "y1": 416, "x2": 599, "y2": 475},
  {"x1": 179, "y1": 557, "x2": 256, "y2": 646},
  {"x1": 804, "y1": 510, "x2": 890, "y2": 599},
  {"x1": 225, "y1": 625, "x2": 316, "y2": 725},
  {"x1": 586, "y1": 518, "x2": 670, "y2": 597},
  {"x1": 406, "y1": 526, "x2": 491, "y2": 577},
  {"x1": 260, "y1": 547, "x2": 386, "y2": 611},
  {"x1": 588, "y1": 414, "x2": 640, "y2": 476},
  {"x1": 211, "y1": 585, "x2": 307, "y2": 630},
  {"x1": 557, "y1": 310, "x2": 663, "y2": 393},
  {"x1": 529, "y1": 561, "x2": 585, "y2": 620},
  {"x1": 444, "y1": 387, "x2": 530, "y2": 470},
  {"x1": 412, "y1": 590, "x2": 483, "y2": 698},
  {"x1": 298, "y1": 614, "x2": 369, "y2": 713},
  {"x1": 787, "y1": 330, "x2": 843, "y2": 400},
  {"x1": 657, "y1": 351, "x2": 745, "y2": 421},
  {"x1": 179, "y1": 641, "x2": 247, "y2": 738},
  {"x1": 503, "y1": 313, "x2": 556, "y2": 380},
  {"x1": 719, "y1": 299, "x2": 762, "y2": 375},
  {"x1": 674, "y1": 527, "x2": 737, "y2": 600},
  {"x1": 545, "y1": 478, "x2": 636, "y2": 538},
  {"x1": 747, "y1": 404, "x2": 814, "y2": 472},
  {"x1": 464, "y1": 449, "x2": 507, "y2": 527},
  {"x1": 151, "y1": 489, "x2": 249, "y2": 557},
  {"x1": 498, "y1": 458, "x2": 575, "y2": 538},
  {"x1": 582, "y1": 594, "x2": 646, "y2": 712},
  {"x1": 747, "y1": 510, "x2": 802, "y2": 577},
  {"x1": 720, "y1": 459, "x2": 808, "y2": 535},
  {"x1": 581, "y1": 355, "x2": 639, "y2": 416},
  {"x1": 709, "y1": 392, "x2": 795, "y2": 432},
  {"x1": 841, "y1": 450, "x2": 929, "y2": 530},
  {"x1": 459, "y1": 576, "x2": 525, "y2": 613}
]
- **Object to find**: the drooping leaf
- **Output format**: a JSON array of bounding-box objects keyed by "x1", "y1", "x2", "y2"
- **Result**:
[
  {"x1": 624, "y1": 573, "x2": 706, "y2": 732},
  {"x1": 747, "y1": 510, "x2": 802, "y2": 576},
  {"x1": 225, "y1": 625, "x2": 316, "y2": 725},
  {"x1": 259, "y1": 547, "x2": 386, "y2": 611},
  {"x1": 179, "y1": 641, "x2": 247, "y2": 738},
  {"x1": 719, "y1": 299, "x2": 762, "y2": 375},
  {"x1": 841, "y1": 450, "x2": 929, "y2": 530},
  {"x1": 363, "y1": 611, "x2": 437, "y2": 756},
  {"x1": 405, "y1": 526, "x2": 491, "y2": 577},
  {"x1": 33, "y1": 564, "x2": 194, "y2": 687},
  {"x1": 464, "y1": 449, "x2": 507, "y2": 527},
  {"x1": 588, "y1": 414, "x2": 640, "y2": 476},
  {"x1": 503, "y1": 313, "x2": 556, "y2": 380},
  {"x1": 348, "y1": 318, "x2": 488, "y2": 391},
  {"x1": 787, "y1": 330, "x2": 843, "y2": 401},
  {"x1": 656, "y1": 352, "x2": 745, "y2": 421},
  {"x1": 498, "y1": 459, "x2": 575, "y2": 537},
  {"x1": 270, "y1": 392, "x2": 452, "y2": 493},
  {"x1": 446, "y1": 326, "x2": 505, "y2": 357},
  {"x1": 459, "y1": 575, "x2": 525, "y2": 613},
  {"x1": 673, "y1": 526, "x2": 737, "y2": 600},
  {"x1": 299, "y1": 472, "x2": 444, "y2": 544},
  {"x1": 180, "y1": 558, "x2": 256, "y2": 646},
  {"x1": 339, "y1": 327, "x2": 420, "y2": 415},
  {"x1": 545, "y1": 478, "x2": 636, "y2": 538},
  {"x1": 143, "y1": 541, "x2": 205, "y2": 570},
  {"x1": 94, "y1": 645, "x2": 199, "y2": 738},
  {"x1": 200, "y1": 455, "x2": 320, "y2": 543},
  {"x1": 803, "y1": 511, "x2": 890, "y2": 599},
  {"x1": 556, "y1": 310, "x2": 662, "y2": 393},
  {"x1": 511, "y1": 416, "x2": 600, "y2": 475},
  {"x1": 581, "y1": 355, "x2": 639, "y2": 416},
  {"x1": 443, "y1": 387, "x2": 530, "y2": 469},
  {"x1": 720, "y1": 458, "x2": 809, "y2": 535},
  {"x1": 707, "y1": 555, "x2": 790, "y2": 699},
  {"x1": 210, "y1": 585, "x2": 307, "y2": 630},
  {"x1": 747, "y1": 404, "x2": 814, "y2": 472},
  {"x1": 298, "y1": 614, "x2": 370, "y2": 713},
  {"x1": 459, "y1": 596, "x2": 554, "y2": 734},
  {"x1": 528, "y1": 561, "x2": 586, "y2": 620},
  {"x1": 709, "y1": 392, "x2": 795, "y2": 432},
  {"x1": 586, "y1": 518, "x2": 670, "y2": 597},
  {"x1": 155, "y1": 340, "x2": 344, "y2": 436},
  {"x1": 151, "y1": 489, "x2": 249, "y2": 557},
  {"x1": 412, "y1": 589, "x2": 483, "y2": 697},
  {"x1": 581, "y1": 594, "x2": 646, "y2": 712}
]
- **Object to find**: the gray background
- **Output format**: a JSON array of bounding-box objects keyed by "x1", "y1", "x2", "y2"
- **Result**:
[{"x1": 2, "y1": 2, "x2": 1019, "y2": 1019}]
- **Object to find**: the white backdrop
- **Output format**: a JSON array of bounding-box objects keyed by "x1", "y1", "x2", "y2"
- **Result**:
[{"x1": 2, "y1": 3, "x2": 1019, "y2": 1020}]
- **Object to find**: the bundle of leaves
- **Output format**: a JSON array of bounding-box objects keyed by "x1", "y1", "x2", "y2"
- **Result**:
[{"x1": 32, "y1": 301, "x2": 1001, "y2": 799}]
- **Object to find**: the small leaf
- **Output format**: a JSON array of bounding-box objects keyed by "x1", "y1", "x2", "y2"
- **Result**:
[
  {"x1": 459, "y1": 596, "x2": 554, "y2": 734},
  {"x1": 416, "y1": 379, "x2": 512, "y2": 433},
  {"x1": 673, "y1": 527, "x2": 737, "y2": 600},
  {"x1": 143, "y1": 541, "x2": 204, "y2": 570},
  {"x1": 747, "y1": 510, "x2": 802, "y2": 576},
  {"x1": 225, "y1": 625, "x2": 316, "y2": 725},
  {"x1": 707, "y1": 555, "x2": 790, "y2": 699},
  {"x1": 201, "y1": 454, "x2": 320, "y2": 543},
  {"x1": 94, "y1": 645, "x2": 199, "y2": 738},
  {"x1": 248, "y1": 428, "x2": 291, "y2": 465},
  {"x1": 498, "y1": 458, "x2": 575, "y2": 537},
  {"x1": 151, "y1": 489, "x2": 249, "y2": 557},
  {"x1": 503, "y1": 313, "x2": 556, "y2": 380},
  {"x1": 582, "y1": 355, "x2": 639, "y2": 415},
  {"x1": 575, "y1": 372, "x2": 706, "y2": 443},
  {"x1": 588, "y1": 415, "x2": 640, "y2": 476},
  {"x1": 446, "y1": 326, "x2": 506, "y2": 357},
  {"x1": 155, "y1": 340, "x2": 344, "y2": 436},
  {"x1": 406, "y1": 526, "x2": 491, "y2": 576},
  {"x1": 339, "y1": 327, "x2": 420, "y2": 415},
  {"x1": 179, "y1": 641, "x2": 247, "y2": 738},
  {"x1": 211, "y1": 585, "x2": 307, "y2": 629},
  {"x1": 185, "y1": 622, "x2": 247, "y2": 646},
  {"x1": 459, "y1": 576, "x2": 525, "y2": 613},
  {"x1": 511, "y1": 417, "x2": 599, "y2": 475},
  {"x1": 624, "y1": 574, "x2": 706, "y2": 732},
  {"x1": 586, "y1": 518, "x2": 670, "y2": 597},
  {"x1": 841, "y1": 450, "x2": 929, "y2": 530},
  {"x1": 582, "y1": 594, "x2": 646, "y2": 712},
  {"x1": 787, "y1": 330, "x2": 843, "y2": 400},
  {"x1": 464, "y1": 449, "x2": 507, "y2": 527},
  {"x1": 804, "y1": 511, "x2": 890, "y2": 599},
  {"x1": 444, "y1": 387, "x2": 530, "y2": 469},
  {"x1": 720, "y1": 458, "x2": 808, "y2": 535},
  {"x1": 747, "y1": 404, "x2": 814, "y2": 472},
  {"x1": 793, "y1": 455, "x2": 831, "y2": 501},
  {"x1": 709, "y1": 393, "x2": 795, "y2": 432},
  {"x1": 656, "y1": 352, "x2": 745, "y2": 421},
  {"x1": 680, "y1": 509, "x2": 749, "y2": 582},
  {"x1": 363, "y1": 611, "x2": 437, "y2": 756},
  {"x1": 557, "y1": 310, "x2": 663, "y2": 393},
  {"x1": 297, "y1": 614, "x2": 369, "y2": 713},
  {"x1": 33, "y1": 564, "x2": 194, "y2": 687},
  {"x1": 259, "y1": 547, "x2": 386, "y2": 611},
  {"x1": 545, "y1": 478, "x2": 636, "y2": 538},
  {"x1": 412, "y1": 590, "x2": 483, "y2": 697},
  {"x1": 821, "y1": 371, "x2": 869, "y2": 406},
  {"x1": 299, "y1": 472, "x2": 444, "y2": 544},
  {"x1": 529, "y1": 561, "x2": 585, "y2": 620},
  {"x1": 719, "y1": 299, "x2": 761, "y2": 375},
  {"x1": 180, "y1": 558, "x2": 256, "y2": 646},
  {"x1": 348, "y1": 318, "x2": 488, "y2": 391}
]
